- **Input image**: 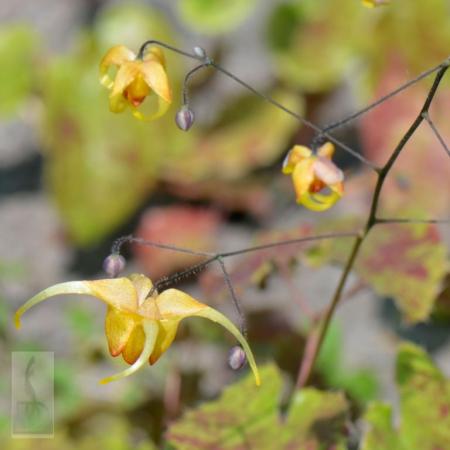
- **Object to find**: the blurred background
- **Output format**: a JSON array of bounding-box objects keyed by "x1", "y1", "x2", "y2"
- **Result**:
[{"x1": 1, "y1": 0, "x2": 450, "y2": 448}]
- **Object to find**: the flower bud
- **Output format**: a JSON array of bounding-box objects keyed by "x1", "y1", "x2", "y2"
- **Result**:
[
  {"x1": 175, "y1": 106, "x2": 195, "y2": 131},
  {"x1": 103, "y1": 254, "x2": 126, "y2": 278},
  {"x1": 228, "y1": 345, "x2": 247, "y2": 371},
  {"x1": 193, "y1": 46, "x2": 207, "y2": 59}
]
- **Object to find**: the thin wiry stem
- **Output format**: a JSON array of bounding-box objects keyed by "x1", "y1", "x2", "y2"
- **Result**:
[
  {"x1": 182, "y1": 63, "x2": 212, "y2": 105},
  {"x1": 375, "y1": 218, "x2": 450, "y2": 225},
  {"x1": 296, "y1": 235, "x2": 364, "y2": 389},
  {"x1": 112, "y1": 233, "x2": 358, "y2": 269},
  {"x1": 140, "y1": 41, "x2": 450, "y2": 170},
  {"x1": 110, "y1": 232, "x2": 358, "y2": 334},
  {"x1": 112, "y1": 235, "x2": 214, "y2": 258},
  {"x1": 138, "y1": 40, "x2": 201, "y2": 61},
  {"x1": 219, "y1": 232, "x2": 358, "y2": 258},
  {"x1": 131, "y1": 40, "x2": 450, "y2": 394},
  {"x1": 140, "y1": 40, "x2": 378, "y2": 170},
  {"x1": 423, "y1": 112, "x2": 450, "y2": 159},
  {"x1": 218, "y1": 257, "x2": 247, "y2": 336},
  {"x1": 365, "y1": 64, "x2": 449, "y2": 232},
  {"x1": 321, "y1": 59, "x2": 448, "y2": 134},
  {"x1": 210, "y1": 64, "x2": 378, "y2": 170},
  {"x1": 295, "y1": 63, "x2": 450, "y2": 389}
]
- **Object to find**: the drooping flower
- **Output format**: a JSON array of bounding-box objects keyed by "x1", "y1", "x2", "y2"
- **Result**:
[
  {"x1": 361, "y1": 0, "x2": 390, "y2": 7},
  {"x1": 99, "y1": 45, "x2": 172, "y2": 121},
  {"x1": 282, "y1": 142, "x2": 344, "y2": 211},
  {"x1": 15, "y1": 274, "x2": 260, "y2": 385}
]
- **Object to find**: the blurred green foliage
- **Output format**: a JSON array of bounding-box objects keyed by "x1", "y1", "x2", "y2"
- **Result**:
[
  {"x1": 1, "y1": 422, "x2": 157, "y2": 450},
  {"x1": 0, "y1": 26, "x2": 38, "y2": 117},
  {"x1": 361, "y1": 342, "x2": 450, "y2": 450},
  {"x1": 317, "y1": 323, "x2": 378, "y2": 405},
  {"x1": 177, "y1": 0, "x2": 256, "y2": 34},
  {"x1": 267, "y1": 0, "x2": 372, "y2": 92}
]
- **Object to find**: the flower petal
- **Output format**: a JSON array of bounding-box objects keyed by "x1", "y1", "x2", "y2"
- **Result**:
[
  {"x1": 143, "y1": 46, "x2": 166, "y2": 68},
  {"x1": 105, "y1": 307, "x2": 137, "y2": 357},
  {"x1": 317, "y1": 142, "x2": 335, "y2": 159},
  {"x1": 111, "y1": 63, "x2": 139, "y2": 98},
  {"x1": 86, "y1": 278, "x2": 138, "y2": 312},
  {"x1": 131, "y1": 96, "x2": 171, "y2": 122},
  {"x1": 298, "y1": 191, "x2": 340, "y2": 211},
  {"x1": 282, "y1": 145, "x2": 311, "y2": 174},
  {"x1": 195, "y1": 307, "x2": 261, "y2": 386},
  {"x1": 15, "y1": 281, "x2": 96, "y2": 329},
  {"x1": 99, "y1": 45, "x2": 136, "y2": 89},
  {"x1": 100, "y1": 320, "x2": 158, "y2": 384},
  {"x1": 292, "y1": 159, "x2": 315, "y2": 198},
  {"x1": 129, "y1": 274, "x2": 154, "y2": 306},
  {"x1": 15, "y1": 278, "x2": 139, "y2": 333},
  {"x1": 313, "y1": 156, "x2": 344, "y2": 185},
  {"x1": 122, "y1": 323, "x2": 146, "y2": 364},
  {"x1": 153, "y1": 288, "x2": 207, "y2": 319},
  {"x1": 152, "y1": 289, "x2": 260, "y2": 385},
  {"x1": 330, "y1": 181, "x2": 344, "y2": 196},
  {"x1": 140, "y1": 60, "x2": 172, "y2": 104},
  {"x1": 149, "y1": 318, "x2": 179, "y2": 365}
]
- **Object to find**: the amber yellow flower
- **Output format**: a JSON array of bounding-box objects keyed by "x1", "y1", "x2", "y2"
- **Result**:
[
  {"x1": 99, "y1": 45, "x2": 172, "y2": 121},
  {"x1": 282, "y1": 142, "x2": 344, "y2": 211},
  {"x1": 362, "y1": 0, "x2": 390, "y2": 7},
  {"x1": 15, "y1": 274, "x2": 260, "y2": 385}
]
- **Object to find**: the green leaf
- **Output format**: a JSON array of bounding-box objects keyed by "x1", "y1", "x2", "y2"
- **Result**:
[
  {"x1": 166, "y1": 364, "x2": 349, "y2": 449},
  {"x1": 0, "y1": 25, "x2": 38, "y2": 116},
  {"x1": 177, "y1": 0, "x2": 257, "y2": 34},
  {"x1": 361, "y1": 342, "x2": 450, "y2": 450}
]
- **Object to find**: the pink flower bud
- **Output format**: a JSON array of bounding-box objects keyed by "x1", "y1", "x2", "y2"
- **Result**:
[
  {"x1": 103, "y1": 254, "x2": 126, "y2": 278},
  {"x1": 228, "y1": 346, "x2": 247, "y2": 370},
  {"x1": 175, "y1": 107, "x2": 195, "y2": 131}
]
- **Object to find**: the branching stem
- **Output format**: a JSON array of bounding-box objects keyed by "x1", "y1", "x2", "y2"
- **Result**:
[
  {"x1": 295, "y1": 63, "x2": 450, "y2": 389},
  {"x1": 131, "y1": 40, "x2": 450, "y2": 393}
]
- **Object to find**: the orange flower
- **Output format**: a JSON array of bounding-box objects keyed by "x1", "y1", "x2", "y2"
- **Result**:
[
  {"x1": 99, "y1": 45, "x2": 172, "y2": 121},
  {"x1": 15, "y1": 274, "x2": 260, "y2": 385},
  {"x1": 282, "y1": 142, "x2": 344, "y2": 211}
]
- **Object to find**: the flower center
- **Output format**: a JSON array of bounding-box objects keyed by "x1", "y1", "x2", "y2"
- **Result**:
[
  {"x1": 310, "y1": 179, "x2": 326, "y2": 193},
  {"x1": 124, "y1": 75, "x2": 150, "y2": 107}
]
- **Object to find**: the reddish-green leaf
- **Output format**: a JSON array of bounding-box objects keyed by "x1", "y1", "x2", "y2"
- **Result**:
[
  {"x1": 358, "y1": 223, "x2": 448, "y2": 323},
  {"x1": 134, "y1": 206, "x2": 221, "y2": 279},
  {"x1": 166, "y1": 364, "x2": 349, "y2": 450}
]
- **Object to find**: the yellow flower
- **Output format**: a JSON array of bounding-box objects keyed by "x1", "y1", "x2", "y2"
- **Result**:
[
  {"x1": 361, "y1": 0, "x2": 390, "y2": 7},
  {"x1": 15, "y1": 274, "x2": 260, "y2": 386},
  {"x1": 99, "y1": 45, "x2": 172, "y2": 121},
  {"x1": 282, "y1": 142, "x2": 344, "y2": 211}
]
